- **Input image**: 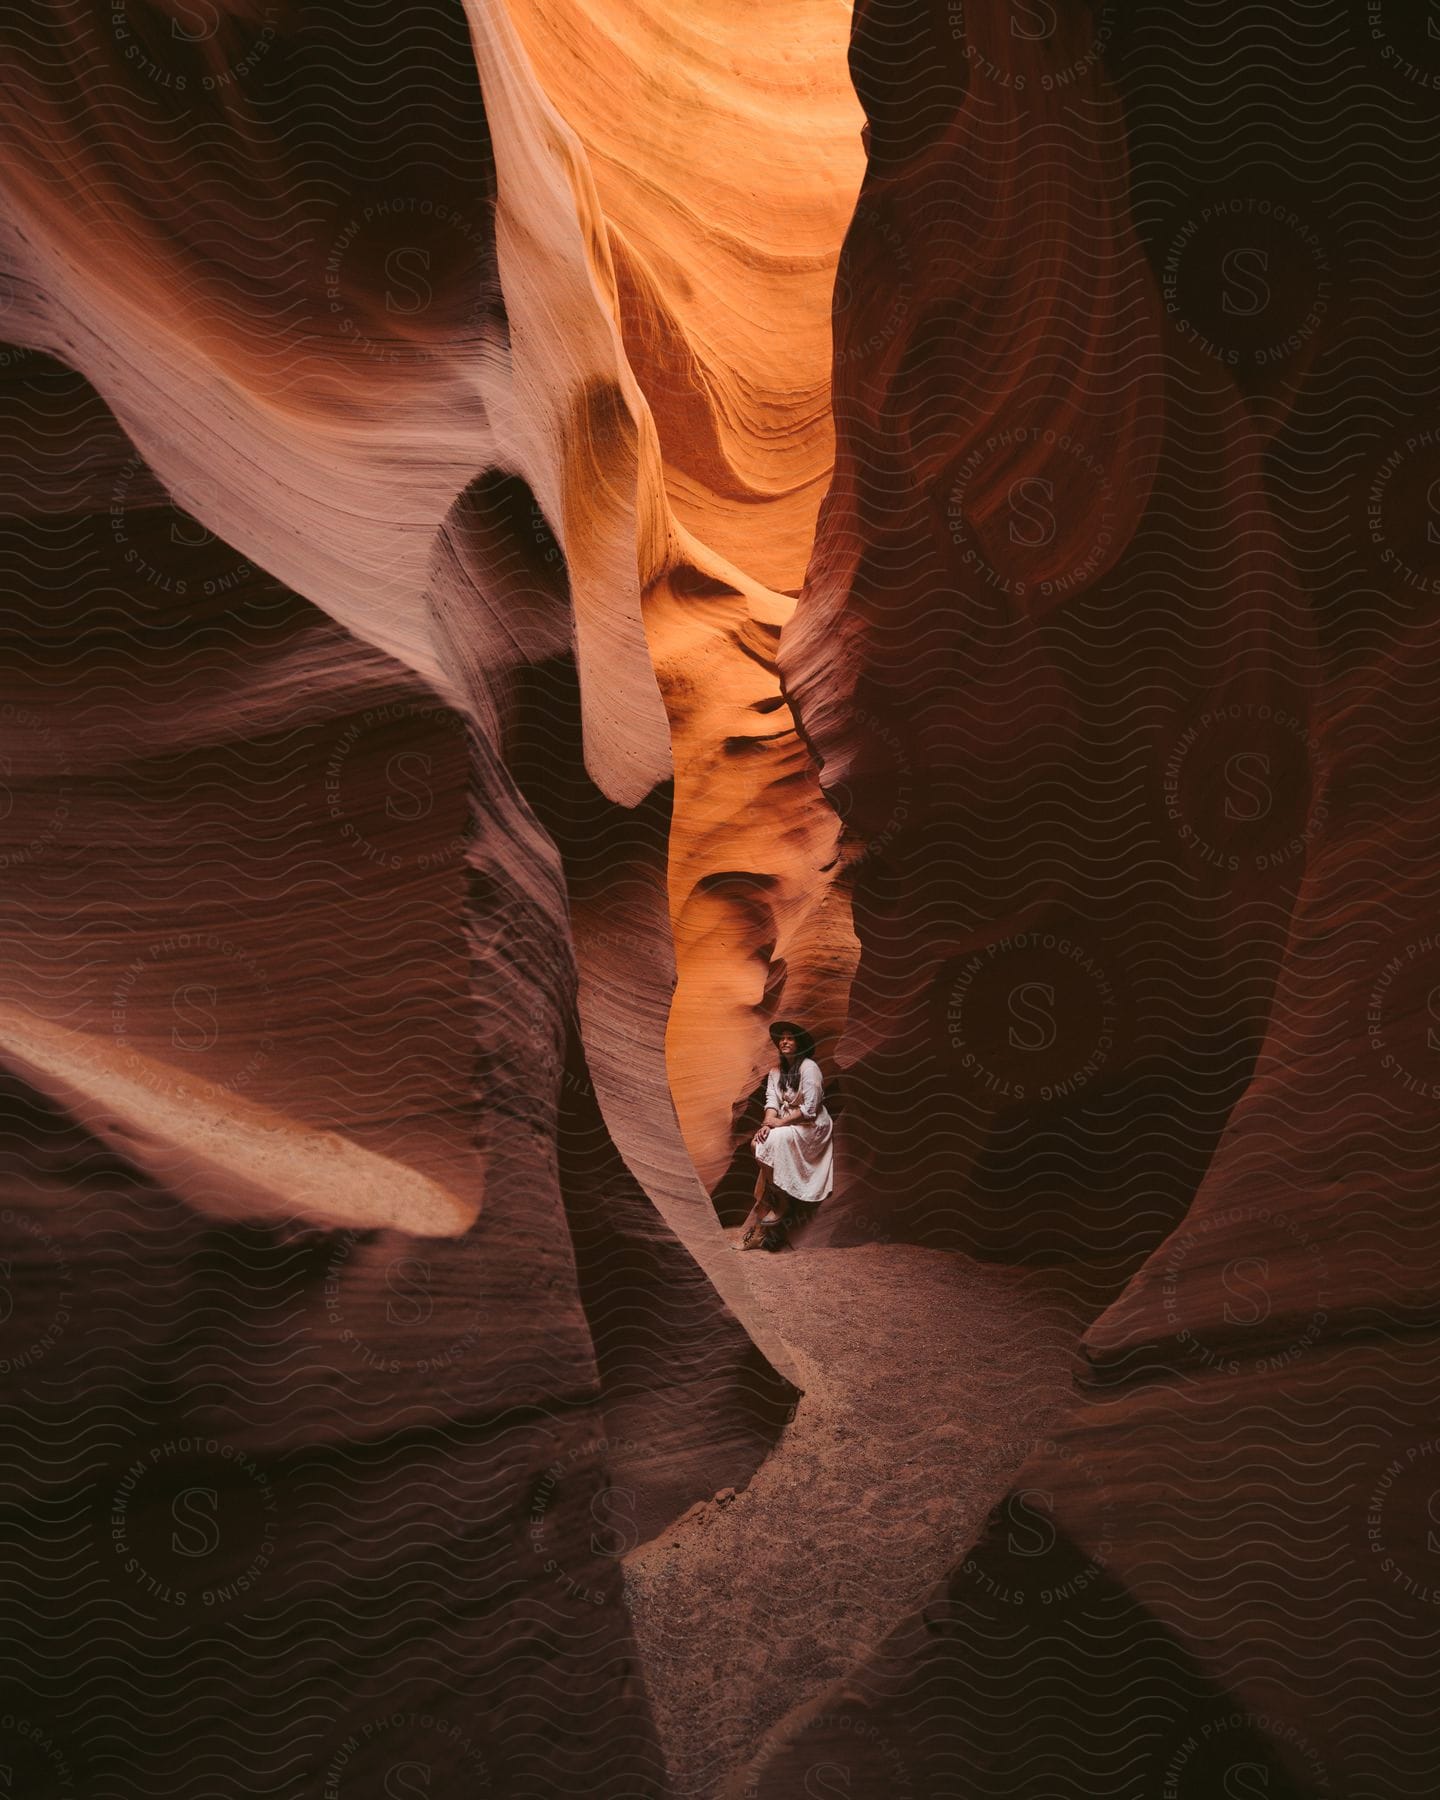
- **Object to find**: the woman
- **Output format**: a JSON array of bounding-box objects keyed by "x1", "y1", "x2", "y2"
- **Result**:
[{"x1": 741, "y1": 1020, "x2": 833, "y2": 1251}]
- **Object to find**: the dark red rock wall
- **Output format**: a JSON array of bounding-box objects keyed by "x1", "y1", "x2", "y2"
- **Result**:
[
  {"x1": 0, "y1": 6, "x2": 792, "y2": 1793},
  {"x1": 784, "y1": 0, "x2": 1320, "y2": 1275},
  {"x1": 762, "y1": 1, "x2": 1440, "y2": 1795},
  {"x1": 0, "y1": 346, "x2": 688, "y2": 1799}
]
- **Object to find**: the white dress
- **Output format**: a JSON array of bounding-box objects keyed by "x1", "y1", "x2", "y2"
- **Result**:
[{"x1": 753, "y1": 1057, "x2": 834, "y2": 1205}]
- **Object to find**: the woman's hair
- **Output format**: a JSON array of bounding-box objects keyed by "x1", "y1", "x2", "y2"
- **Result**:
[
  {"x1": 769, "y1": 1020, "x2": 817, "y2": 1096},
  {"x1": 770, "y1": 1020, "x2": 814, "y2": 1057}
]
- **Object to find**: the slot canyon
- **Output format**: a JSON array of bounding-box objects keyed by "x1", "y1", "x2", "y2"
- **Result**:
[{"x1": 0, "y1": 1, "x2": 1437, "y2": 1796}]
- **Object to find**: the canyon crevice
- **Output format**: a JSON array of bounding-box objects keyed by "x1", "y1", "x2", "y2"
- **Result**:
[{"x1": 0, "y1": 2, "x2": 1436, "y2": 1797}]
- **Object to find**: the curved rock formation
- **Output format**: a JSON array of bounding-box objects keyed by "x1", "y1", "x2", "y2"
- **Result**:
[
  {"x1": 504, "y1": 0, "x2": 865, "y2": 1193},
  {"x1": 744, "y1": 3, "x2": 1440, "y2": 1796},
  {"x1": 508, "y1": 0, "x2": 866, "y2": 594},
  {"x1": 0, "y1": 1, "x2": 840, "y2": 1789},
  {"x1": 781, "y1": 0, "x2": 1318, "y2": 1273}
]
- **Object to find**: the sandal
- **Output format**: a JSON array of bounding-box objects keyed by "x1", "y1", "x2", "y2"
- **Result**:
[
  {"x1": 741, "y1": 1210, "x2": 784, "y2": 1252},
  {"x1": 759, "y1": 1211, "x2": 789, "y2": 1252}
]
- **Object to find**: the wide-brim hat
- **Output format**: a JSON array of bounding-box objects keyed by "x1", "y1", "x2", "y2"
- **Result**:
[{"x1": 768, "y1": 1019, "x2": 815, "y2": 1059}]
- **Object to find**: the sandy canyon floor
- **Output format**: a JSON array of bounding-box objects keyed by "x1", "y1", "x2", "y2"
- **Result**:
[{"x1": 624, "y1": 1235, "x2": 1090, "y2": 1796}]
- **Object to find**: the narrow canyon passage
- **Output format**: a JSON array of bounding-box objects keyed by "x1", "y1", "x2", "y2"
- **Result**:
[
  {"x1": 625, "y1": 1236, "x2": 1088, "y2": 1797},
  {"x1": 527, "y1": 13, "x2": 1096, "y2": 1780},
  {"x1": 504, "y1": 0, "x2": 869, "y2": 1197},
  {"x1": 1, "y1": 1, "x2": 1433, "y2": 1796}
]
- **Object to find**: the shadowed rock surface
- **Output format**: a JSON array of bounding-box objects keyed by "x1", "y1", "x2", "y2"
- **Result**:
[{"x1": 750, "y1": 3, "x2": 1440, "y2": 1797}]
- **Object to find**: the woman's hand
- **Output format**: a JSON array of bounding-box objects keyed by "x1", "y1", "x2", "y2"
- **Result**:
[{"x1": 754, "y1": 1124, "x2": 770, "y2": 1144}]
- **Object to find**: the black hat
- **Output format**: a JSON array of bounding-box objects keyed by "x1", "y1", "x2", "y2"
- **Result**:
[{"x1": 768, "y1": 1019, "x2": 815, "y2": 1060}]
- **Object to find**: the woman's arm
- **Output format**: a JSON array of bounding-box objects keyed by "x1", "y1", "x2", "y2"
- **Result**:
[
  {"x1": 767, "y1": 1064, "x2": 823, "y2": 1127},
  {"x1": 756, "y1": 1071, "x2": 782, "y2": 1139},
  {"x1": 794, "y1": 1060, "x2": 823, "y2": 1122},
  {"x1": 756, "y1": 1105, "x2": 791, "y2": 1143}
]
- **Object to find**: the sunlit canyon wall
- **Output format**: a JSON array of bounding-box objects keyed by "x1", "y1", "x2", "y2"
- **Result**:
[{"x1": 0, "y1": 0, "x2": 859, "y2": 1791}]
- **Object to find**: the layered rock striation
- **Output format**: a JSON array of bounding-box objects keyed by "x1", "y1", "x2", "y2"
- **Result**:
[
  {"x1": 0, "y1": 1, "x2": 852, "y2": 1789},
  {"x1": 748, "y1": 3, "x2": 1440, "y2": 1795}
]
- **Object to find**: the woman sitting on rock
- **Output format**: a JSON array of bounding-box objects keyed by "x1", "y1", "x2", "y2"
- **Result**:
[{"x1": 741, "y1": 1020, "x2": 834, "y2": 1251}]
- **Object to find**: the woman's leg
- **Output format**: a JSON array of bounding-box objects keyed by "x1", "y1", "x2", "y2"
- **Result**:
[
  {"x1": 741, "y1": 1162, "x2": 772, "y2": 1246},
  {"x1": 762, "y1": 1188, "x2": 794, "y2": 1251},
  {"x1": 762, "y1": 1170, "x2": 797, "y2": 1225}
]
